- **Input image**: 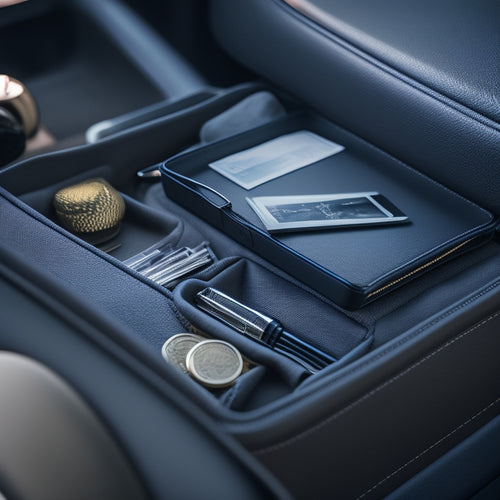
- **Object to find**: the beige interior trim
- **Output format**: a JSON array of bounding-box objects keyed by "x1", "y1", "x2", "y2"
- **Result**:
[{"x1": 0, "y1": 352, "x2": 146, "y2": 500}]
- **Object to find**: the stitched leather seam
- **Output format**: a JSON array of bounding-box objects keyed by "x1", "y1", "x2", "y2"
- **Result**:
[
  {"x1": 356, "y1": 397, "x2": 500, "y2": 499},
  {"x1": 268, "y1": 4, "x2": 498, "y2": 216},
  {"x1": 295, "y1": 280, "x2": 500, "y2": 396},
  {"x1": 254, "y1": 309, "x2": 500, "y2": 455},
  {"x1": 273, "y1": 0, "x2": 500, "y2": 131}
]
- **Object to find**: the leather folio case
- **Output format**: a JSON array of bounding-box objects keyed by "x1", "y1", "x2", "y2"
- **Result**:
[{"x1": 161, "y1": 112, "x2": 496, "y2": 310}]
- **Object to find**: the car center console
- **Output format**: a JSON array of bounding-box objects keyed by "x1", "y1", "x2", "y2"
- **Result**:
[{"x1": 1, "y1": 1, "x2": 499, "y2": 499}]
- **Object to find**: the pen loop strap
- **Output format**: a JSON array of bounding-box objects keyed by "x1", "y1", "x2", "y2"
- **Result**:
[{"x1": 163, "y1": 168, "x2": 232, "y2": 209}]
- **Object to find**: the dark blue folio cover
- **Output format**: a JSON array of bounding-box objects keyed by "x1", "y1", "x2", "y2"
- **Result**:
[{"x1": 161, "y1": 113, "x2": 496, "y2": 309}]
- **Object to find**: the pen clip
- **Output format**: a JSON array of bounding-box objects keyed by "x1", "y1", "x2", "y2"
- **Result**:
[{"x1": 196, "y1": 287, "x2": 271, "y2": 340}]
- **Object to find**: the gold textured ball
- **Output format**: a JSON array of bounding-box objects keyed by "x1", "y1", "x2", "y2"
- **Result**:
[{"x1": 53, "y1": 178, "x2": 125, "y2": 244}]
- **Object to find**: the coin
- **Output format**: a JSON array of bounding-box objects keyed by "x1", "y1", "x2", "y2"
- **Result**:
[
  {"x1": 186, "y1": 340, "x2": 243, "y2": 388},
  {"x1": 161, "y1": 333, "x2": 204, "y2": 373}
]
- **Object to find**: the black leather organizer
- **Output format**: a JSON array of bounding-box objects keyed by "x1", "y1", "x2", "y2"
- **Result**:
[
  {"x1": 160, "y1": 112, "x2": 496, "y2": 310},
  {"x1": 2, "y1": 82, "x2": 500, "y2": 498},
  {"x1": 1, "y1": 86, "x2": 497, "y2": 395},
  {"x1": 1, "y1": 89, "x2": 495, "y2": 354}
]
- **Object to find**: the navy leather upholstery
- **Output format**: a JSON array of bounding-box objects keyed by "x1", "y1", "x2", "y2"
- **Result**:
[
  {"x1": 281, "y1": 0, "x2": 500, "y2": 123},
  {"x1": 386, "y1": 414, "x2": 500, "y2": 500},
  {"x1": 210, "y1": 0, "x2": 500, "y2": 213}
]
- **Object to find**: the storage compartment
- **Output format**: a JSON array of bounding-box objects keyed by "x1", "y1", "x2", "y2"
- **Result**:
[
  {"x1": 19, "y1": 176, "x2": 192, "y2": 261},
  {"x1": 1, "y1": 84, "x2": 499, "y2": 416},
  {"x1": 0, "y1": 91, "x2": 499, "y2": 500},
  {"x1": 176, "y1": 259, "x2": 371, "y2": 367},
  {"x1": 171, "y1": 257, "x2": 371, "y2": 408},
  {"x1": 2, "y1": 133, "x2": 499, "y2": 417}
]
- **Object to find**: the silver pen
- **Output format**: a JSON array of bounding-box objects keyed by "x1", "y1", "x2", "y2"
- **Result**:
[{"x1": 196, "y1": 287, "x2": 336, "y2": 373}]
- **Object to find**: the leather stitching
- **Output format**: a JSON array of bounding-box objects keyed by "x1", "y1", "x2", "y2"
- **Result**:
[
  {"x1": 356, "y1": 397, "x2": 500, "y2": 499},
  {"x1": 292, "y1": 280, "x2": 500, "y2": 396},
  {"x1": 272, "y1": 0, "x2": 500, "y2": 131},
  {"x1": 254, "y1": 309, "x2": 500, "y2": 456}
]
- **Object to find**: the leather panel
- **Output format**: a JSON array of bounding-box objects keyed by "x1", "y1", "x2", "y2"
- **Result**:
[
  {"x1": 210, "y1": 0, "x2": 500, "y2": 214},
  {"x1": 234, "y1": 282, "x2": 500, "y2": 499},
  {"x1": 386, "y1": 414, "x2": 500, "y2": 500},
  {"x1": 283, "y1": 0, "x2": 500, "y2": 122}
]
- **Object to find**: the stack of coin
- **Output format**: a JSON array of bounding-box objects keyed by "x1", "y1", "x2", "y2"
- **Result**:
[
  {"x1": 161, "y1": 334, "x2": 243, "y2": 389},
  {"x1": 161, "y1": 333, "x2": 205, "y2": 374}
]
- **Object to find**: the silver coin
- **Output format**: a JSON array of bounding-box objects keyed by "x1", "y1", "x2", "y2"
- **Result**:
[
  {"x1": 161, "y1": 333, "x2": 204, "y2": 373},
  {"x1": 186, "y1": 340, "x2": 243, "y2": 388}
]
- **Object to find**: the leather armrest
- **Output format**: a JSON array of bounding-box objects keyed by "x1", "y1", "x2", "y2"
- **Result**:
[{"x1": 210, "y1": 0, "x2": 500, "y2": 213}]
